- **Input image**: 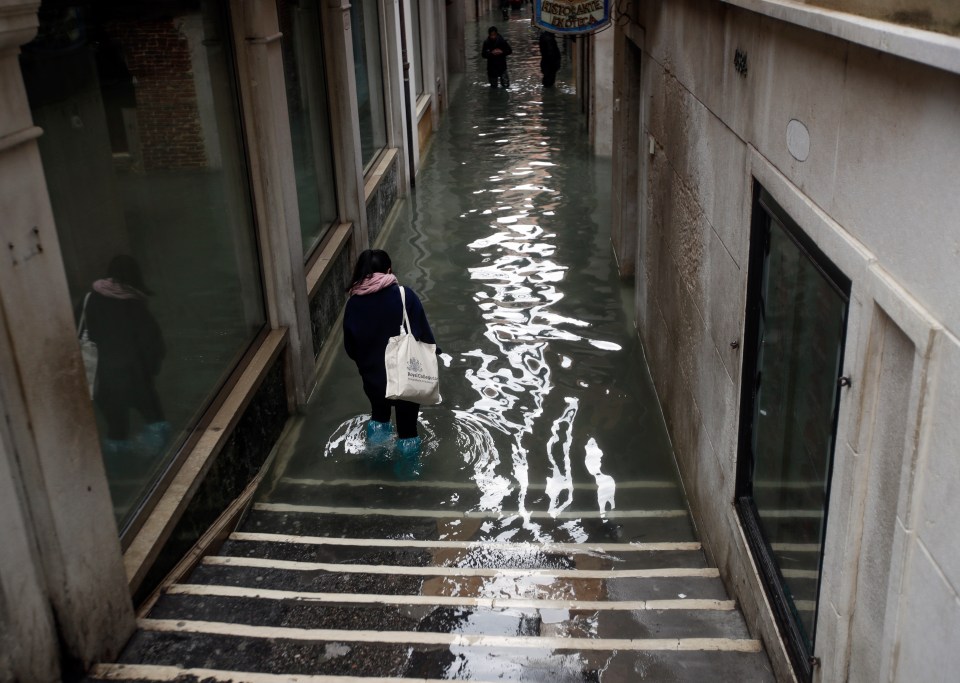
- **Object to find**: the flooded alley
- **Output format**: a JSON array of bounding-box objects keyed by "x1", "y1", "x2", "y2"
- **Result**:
[{"x1": 90, "y1": 15, "x2": 775, "y2": 683}]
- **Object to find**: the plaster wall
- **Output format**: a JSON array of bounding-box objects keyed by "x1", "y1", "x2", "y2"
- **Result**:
[
  {"x1": 446, "y1": 0, "x2": 467, "y2": 73},
  {"x1": 590, "y1": 26, "x2": 614, "y2": 157},
  {"x1": 627, "y1": 0, "x2": 960, "y2": 679}
]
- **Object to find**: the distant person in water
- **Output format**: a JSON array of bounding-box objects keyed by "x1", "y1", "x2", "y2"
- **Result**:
[
  {"x1": 482, "y1": 26, "x2": 512, "y2": 88},
  {"x1": 539, "y1": 31, "x2": 561, "y2": 87},
  {"x1": 343, "y1": 249, "x2": 439, "y2": 465}
]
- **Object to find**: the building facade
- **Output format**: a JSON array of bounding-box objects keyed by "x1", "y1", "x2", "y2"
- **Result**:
[
  {"x1": 0, "y1": 0, "x2": 460, "y2": 678},
  {"x1": 609, "y1": 0, "x2": 960, "y2": 681}
]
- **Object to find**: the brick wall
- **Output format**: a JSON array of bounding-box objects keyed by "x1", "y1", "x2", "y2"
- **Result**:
[{"x1": 106, "y1": 18, "x2": 208, "y2": 171}]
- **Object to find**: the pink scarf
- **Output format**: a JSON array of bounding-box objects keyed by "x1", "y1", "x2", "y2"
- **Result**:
[
  {"x1": 350, "y1": 272, "x2": 398, "y2": 296},
  {"x1": 93, "y1": 278, "x2": 146, "y2": 300}
]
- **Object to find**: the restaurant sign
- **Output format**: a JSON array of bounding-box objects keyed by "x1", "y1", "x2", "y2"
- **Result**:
[{"x1": 534, "y1": 0, "x2": 611, "y2": 35}]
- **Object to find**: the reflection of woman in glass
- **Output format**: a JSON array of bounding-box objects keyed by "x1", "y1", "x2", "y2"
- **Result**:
[{"x1": 86, "y1": 255, "x2": 168, "y2": 457}]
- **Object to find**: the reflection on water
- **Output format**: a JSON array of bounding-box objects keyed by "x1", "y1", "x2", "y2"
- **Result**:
[{"x1": 268, "y1": 16, "x2": 684, "y2": 545}]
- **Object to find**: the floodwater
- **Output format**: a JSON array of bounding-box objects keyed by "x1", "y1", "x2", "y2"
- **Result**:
[
  {"x1": 228, "y1": 14, "x2": 777, "y2": 682},
  {"x1": 263, "y1": 18, "x2": 688, "y2": 544},
  {"x1": 104, "y1": 15, "x2": 776, "y2": 683}
]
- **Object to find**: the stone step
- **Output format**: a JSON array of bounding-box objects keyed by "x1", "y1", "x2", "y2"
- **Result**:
[
  {"x1": 96, "y1": 623, "x2": 771, "y2": 681},
  {"x1": 267, "y1": 477, "x2": 688, "y2": 512},
  {"x1": 185, "y1": 559, "x2": 731, "y2": 602},
  {"x1": 241, "y1": 506, "x2": 698, "y2": 544},
  {"x1": 279, "y1": 452, "x2": 685, "y2": 493},
  {"x1": 219, "y1": 533, "x2": 710, "y2": 571},
  {"x1": 91, "y1": 647, "x2": 776, "y2": 682},
  {"x1": 146, "y1": 590, "x2": 753, "y2": 640},
  {"x1": 159, "y1": 582, "x2": 736, "y2": 615}
]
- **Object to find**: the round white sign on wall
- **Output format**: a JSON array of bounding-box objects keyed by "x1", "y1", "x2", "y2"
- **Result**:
[{"x1": 786, "y1": 119, "x2": 810, "y2": 162}]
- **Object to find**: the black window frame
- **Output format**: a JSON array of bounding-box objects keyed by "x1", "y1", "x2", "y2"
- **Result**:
[{"x1": 735, "y1": 182, "x2": 851, "y2": 682}]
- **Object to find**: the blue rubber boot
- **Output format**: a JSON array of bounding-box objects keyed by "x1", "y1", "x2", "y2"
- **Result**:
[
  {"x1": 365, "y1": 420, "x2": 395, "y2": 465},
  {"x1": 393, "y1": 437, "x2": 423, "y2": 480},
  {"x1": 366, "y1": 420, "x2": 395, "y2": 446},
  {"x1": 102, "y1": 438, "x2": 135, "y2": 457},
  {"x1": 137, "y1": 421, "x2": 171, "y2": 458}
]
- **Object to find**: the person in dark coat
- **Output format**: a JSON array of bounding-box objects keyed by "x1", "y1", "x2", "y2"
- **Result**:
[
  {"x1": 539, "y1": 31, "x2": 561, "y2": 87},
  {"x1": 85, "y1": 254, "x2": 169, "y2": 457},
  {"x1": 481, "y1": 26, "x2": 512, "y2": 88},
  {"x1": 343, "y1": 249, "x2": 438, "y2": 462}
]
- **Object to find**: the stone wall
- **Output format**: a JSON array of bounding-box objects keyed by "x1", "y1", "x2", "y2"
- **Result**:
[
  {"x1": 366, "y1": 155, "x2": 400, "y2": 245},
  {"x1": 622, "y1": 0, "x2": 960, "y2": 679},
  {"x1": 310, "y1": 244, "x2": 353, "y2": 358}
]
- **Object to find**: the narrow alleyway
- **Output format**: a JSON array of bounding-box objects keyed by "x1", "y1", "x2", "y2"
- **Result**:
[{"x1": 89, "y1": 14, "x2": 775, "y2": 683}]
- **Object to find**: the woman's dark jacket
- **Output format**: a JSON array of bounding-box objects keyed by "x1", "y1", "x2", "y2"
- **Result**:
[
  {"x1": 481, "y1": 35, "x2": 512, "y2": 77},
  {"x1": 85, "y1": 292, "x2": 165, "y2": 392},
  {"x1": 343, "y1": 284, "x2": 437, "y2": 396}
]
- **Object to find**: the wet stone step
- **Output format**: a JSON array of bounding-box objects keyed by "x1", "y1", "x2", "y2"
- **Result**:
[
  {"x1": 280, "y1": 453, "x2": 685, "y2": 490},
  {"x1": 550, "y1": 607, "x2": 753, "y2": 640},
  {"x1": 184, "y1": 562, "x2": 732, "y2": 602},
  {"x1": 111, "y1": 629, "x2": 772, "y2": 681},
  {"x1": 267, "y1": 479, "x2": 688, "y2": 512},
  {"x1": 403, "y1": 647, "x2": 777, "y2": 683},
  {"x1": 241, "y1": 508, "x2": 698, "y2": 544},
  {"x1": 187, "y1": 561, "x2": 424, "y2": 595},
  {"x1": 148, "y1": 594, "x2": 540, "y2": 637},
  {"x1": 219, "y1": 536, "x2": 710, "y2": 571},
  {"x1": 148, "y1": 591, "x2": 751, "y2": 640},
  {"x1": 219, "y1": 538, "x2": 435, "y2": 568},
  {"x1": 116, "y1": 631, "x2": 413, "y2": 678}
]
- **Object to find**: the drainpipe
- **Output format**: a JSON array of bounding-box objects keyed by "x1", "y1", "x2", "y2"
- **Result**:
[{"x1": 397, "y1": 0, "x2": 417, "y2": 187}]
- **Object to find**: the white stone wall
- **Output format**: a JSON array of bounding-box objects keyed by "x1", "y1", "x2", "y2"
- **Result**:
[
  {"x1": 590, "y1": 26, "x2": 614, "y2": 157},
  {"x1": 619, "y1": 0, "x2": 960, "y2": 679}
]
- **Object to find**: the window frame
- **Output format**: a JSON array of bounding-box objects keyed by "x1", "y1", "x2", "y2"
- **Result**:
[{"x1": 734, "y1": 182, "x2": 852, "y2": 682}]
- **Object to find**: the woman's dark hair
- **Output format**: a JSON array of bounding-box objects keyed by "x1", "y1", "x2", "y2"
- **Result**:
[
  {"x1": 347, "y1": 249, "x2": 392, "y2": 291},
  {"x1": 108, "y1": 254, "x2": 153, "y2": 295}
]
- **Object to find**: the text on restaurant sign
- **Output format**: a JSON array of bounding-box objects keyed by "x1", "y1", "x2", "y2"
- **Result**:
[{"x1": 535, "y1": 0, "x2": 610, "y2": 34}]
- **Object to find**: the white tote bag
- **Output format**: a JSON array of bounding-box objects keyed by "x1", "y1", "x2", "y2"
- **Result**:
[
  {"x1": 77, "y1": 293, "x2": 98, "y2": 398},
  {"x1": 384, "y1": 286, "x2": 441, "y2": 405}
]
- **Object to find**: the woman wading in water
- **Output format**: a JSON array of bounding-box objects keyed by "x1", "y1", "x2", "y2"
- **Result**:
[{"x1": 343, "y1": 249, "x2": 439, "y2": 471}]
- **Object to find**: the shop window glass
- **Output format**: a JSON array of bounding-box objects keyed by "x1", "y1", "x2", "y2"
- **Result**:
[
  {"x1": 411, "y1": 0, "x2": 425, "y2": 97},
  {"x1": 276, "y1": 0, "x2": 339, "y2": 257},
  {"x1": 736, "y1": 186, "x2": 850, "y2": 680},
  {"x1": 350, "y1": 0, "x2": 388, "y2": 170},
  {"x1": 21, "y1": 0, "x2": 267, "y2": 531}
]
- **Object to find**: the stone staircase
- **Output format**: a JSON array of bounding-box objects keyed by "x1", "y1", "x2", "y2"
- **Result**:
[{"x1": 87, "y1": 476, "x2": 776, "y2": 682}]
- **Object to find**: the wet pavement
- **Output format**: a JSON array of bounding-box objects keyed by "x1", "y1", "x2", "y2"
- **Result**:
[{"x1": 87, "y1": 12, "x2": 776, "y2": 683}]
